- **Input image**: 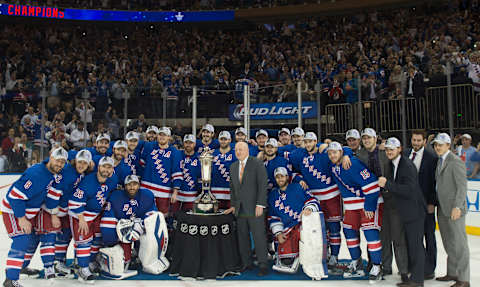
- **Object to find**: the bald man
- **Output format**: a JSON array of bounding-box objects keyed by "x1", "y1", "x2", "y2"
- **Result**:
[{"x1": 226, "y1": 142, "x2": 269, "y2": 276}]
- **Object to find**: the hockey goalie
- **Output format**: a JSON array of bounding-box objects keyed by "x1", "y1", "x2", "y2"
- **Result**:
[
  {"x1": 99, "y1": 175, "x2": 169, "y2": 279},
  {"x1": 267, "y1": 167, "x2": 328, "y2": 280}
]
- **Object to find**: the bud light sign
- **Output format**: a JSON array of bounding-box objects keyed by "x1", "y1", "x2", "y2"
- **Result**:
[{"x1": 229, "y1": 102, "x2": 317, "y2": 121}]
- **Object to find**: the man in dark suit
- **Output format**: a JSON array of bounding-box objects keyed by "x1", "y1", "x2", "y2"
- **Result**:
[
  {"x1": 405, "y1": 66, "x2": 425, "y2": 98},
  {"x1": 357, "y1": 128, "x2": 408, "y2": 279},
  {"x1": 378, "y1": 137, "x2": 426, "y2": 287},
  {"x1": 225, "y1": 141, "x2": 269, "y2": 276},
  {"x1": 405, "y1": 130, "x2": 438, "y2": 279}
]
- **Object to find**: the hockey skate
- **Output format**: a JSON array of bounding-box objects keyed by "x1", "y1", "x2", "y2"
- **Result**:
[
  {"x1": 326, "y1": 255, "x2": 343, "y2": 276},
  {"x1": 343, "y1": 258, "x2": 365, "y2": 278},
  {"x1": 368, "y1": 264, "x2": 383, "y2": 283},
  {"x1": 55, "y1": 261, "x2": 74, "y2": 278},
  {"x1": 44, "y1": 266, "x2": 56, "y2": 280},
  {"x1": 3, "y1": 279, "x2": 23, "y2": 287},
  {"x1": 77, "y1": 267, "x2": 96, "y2": 284},
  {"x1": 19, "y1": 267, "x2": 40, "y2": 278},
  {"x1": 89, "y1": 261, "x2": 101, "y2": 274}
]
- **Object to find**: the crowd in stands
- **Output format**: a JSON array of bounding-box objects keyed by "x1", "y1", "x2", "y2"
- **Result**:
[{"x1": 1, "y1": 2, "x2": 480, "y2": 171}]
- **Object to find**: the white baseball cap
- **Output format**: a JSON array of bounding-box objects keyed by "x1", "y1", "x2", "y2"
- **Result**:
[
  {"x1": 113, "y1": 140, "x2": 128, "y2": 150},
  {"x1": 384, "y1": 137, "x2": 401, "y2": 149},
  {"x1": 124, "y1": 174, "x2": 140, "y2": 185},
  {"x1": 256, "y1": 129, "x2": 268, "y2": 138},
  {"x1": 432, "y1": 133, "x2": 451, "y2": 145},
  {"x1": 158, "y1": 127, "x2": 171, "y2": 136},
  {"x1": 202, "y1": 124, "x2": 214, "y2": 133},
  {"x1": 51, "y1": 147, "x2": 68, "y2": 161},
  {"x1": 304, "y1": 132, "x2": 318, "y2": 141},
  {"x1": 327, "y1": 141, "x2": 343, "y2": 151},
  {"x1": 125, "y1": 131, "x2": 139, "y2": 141},
  {"x1": 266, "y1": 138, "x2": 278, "y2": 148},
  {"x1": 291, "y1": 127, "x2": 305, "y2": 137},
  {"x1": 96, "y1": 133, "x2": 111, "y2": 143},
  {"x1": 98, "y1": 156, "x2": 115, "y2": 167},
  {"x1": 361, "y1": 128, "x2": 377, "y2": 138},
  {"x1": 461, "y1": 134, "x2": 472, "y2": 140},
  {"x1": 75, "y1": 149, "x2": 92, "y2": 163},
  {"x1": 146, "y1": 125, "x2": 159, "y2": 134},
  {"x1": 183, "y1": 134, "x2": 196, "y2": 143},
  {"x1": 274, "y1": 167, "x2": 288, "y2": 177},
  {"x1": 345, "y1": 129, "x2": 360, "y2": 140},
  {"x1": 219, "y1": 131, "x2": 231, "y2": 140},
  {"x1": 235, "y1": 127, "x2": 247, "y2": 135},
  {"x1": 278, "y1": 128, "x2": 291, "y2": 136}
]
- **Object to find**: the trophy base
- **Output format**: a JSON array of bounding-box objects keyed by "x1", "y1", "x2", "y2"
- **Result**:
[{"x1": 192, "y1": 191, "x2": 219, "y2": 215}]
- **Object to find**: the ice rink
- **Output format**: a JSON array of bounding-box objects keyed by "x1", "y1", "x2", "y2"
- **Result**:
[{"x1": 0, "y1": 223, "x2": 479, "y2": 287}]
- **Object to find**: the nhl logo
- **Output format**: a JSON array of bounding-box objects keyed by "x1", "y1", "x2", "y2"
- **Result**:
[
  {"x1": 200, "y1": 225, "x2": 208, "y2": 236},
  {"x1": 180, "y1": 223, "x2": 188, "y2": 233},
  {"x1": 189, "y1": 225, "x2": 198, "y2": 236},
  {"x1": 211, "y1": 225, "x2": 218, "y2": 236},
  {"x1": 221, "y1": 224, "x2": 230, "y2": 235}
]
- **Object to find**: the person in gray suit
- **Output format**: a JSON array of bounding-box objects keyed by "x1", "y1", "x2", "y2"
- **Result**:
[
  {"x1": 225, "y1": 142, "x2": 269, "y2": 276},
  {"x1": 356, "y1": 128, "x2": 408, "y2": 280},
  {"x1": 432, "y1": 133, "x2": 470, "y2": 287}
]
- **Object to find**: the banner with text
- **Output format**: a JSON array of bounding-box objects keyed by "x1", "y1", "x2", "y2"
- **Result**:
[{"x1": 229, "y1": 101, "x2": 317, "y2": 121}]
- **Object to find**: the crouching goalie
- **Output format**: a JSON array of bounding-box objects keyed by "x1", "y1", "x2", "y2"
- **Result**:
[
  {"x1": 99, "y1": 175, "x2": 169, "y2": 279},
  {"x1": 267, "y1": 167, "x2": 328, "y2": 280}
]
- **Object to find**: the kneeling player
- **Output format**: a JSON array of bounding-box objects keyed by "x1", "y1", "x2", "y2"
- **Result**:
[
  {"x1": 99, "y1": 175, "x2": 169, "y2": 279},
  {"x1": 267, "y1": 167, "x2": 326, "y2": 276}
]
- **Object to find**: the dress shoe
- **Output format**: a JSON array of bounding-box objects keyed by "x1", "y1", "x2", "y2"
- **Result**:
[
  {"x1": 424, "y1": 273, "x2": 435, "y2": 280},
  {"x1": 257, "y1": 267, "x2": 269, "y2": 277},
  {"x1": 401, "y1": 273, "x2": 409, "y2": 283},
  {"x1": 451, "y1": 281, "x2": 470, "y2": 287},
  {"x1": 383, "y1": 269, "x2": 393, "y2": 275},
  {"x1": 239, "y1": 265, "x2": 254, "y2": 272},
  {"x1": 436, "y1": 275, "x2": 458, "y2": 282},
  {"x1": 396, "y1": 282, "x2": 423, "y2": 287}
]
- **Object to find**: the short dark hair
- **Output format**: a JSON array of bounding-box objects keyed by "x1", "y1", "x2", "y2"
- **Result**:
[{"x1": 411, "y1": 130, "x2": 427, "y2": 139}]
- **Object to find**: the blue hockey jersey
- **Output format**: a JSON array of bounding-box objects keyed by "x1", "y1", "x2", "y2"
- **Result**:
[
  {"x1": 139, "y1": 142, "x2": 182, "y2": 199},
  {"x1": 101, "y1": 188, "x2": 157, "y2": 245},
  {"x1": 114, "y1": 159, "x2": 135, "y2": 189},
  {"x1": 47, "y1": 163, "x2": 85, "y2": 217},
  {"x1": 211, "y1": 149, "x2": 237, "y2": 200},
  {"x1": 329, "y1": 157, "x2": 381, "y2": 212},
  {"x1": 267, "y1": 183, "x2": 320, "y2": 235},
  {"x1": 179, "y1": 152, "x2": 201, "y2": 202},
  {"x1": 1, "y1": 162, "x2": 61, "y2": 219},
  {"x1": 263, "y1": 155, "x2": 295, "y2": 190},
  {"x1": 68, "y1": 172, "x2": 116, "y2": 222},
  {"x1": 195, "y1": 139, "x2": 220, "y2": 154}
]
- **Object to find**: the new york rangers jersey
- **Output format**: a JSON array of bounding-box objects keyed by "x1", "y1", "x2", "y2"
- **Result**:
[
  {"x1": 211, "y1": 149, "x2": 237, "y2": 200},
  {"x1": 263, "y1": 155, "x2": 295, "y2": 189},
  {"x1": 114, "y1": 159, "x2": 135, "y2": 189},
  {"x1": 68, "y1": 172, "x2": 116, "y2": 222},
  {"x1": 139, "y1": 142, "x2": 182, "y2": 199},
  {"x1": 179, "y1": 152, "x2": 201, "y2": 202},
  {"x1": 329, "y1": 157, "x2": 381, "y2": 212},
  {"x1": 267, "y1": 183, "x2": 320, "y2": 235},
  {"x1": 1, "y1": 162, "x2": 60, "y2": 219},
  {"x1": 195, "y1": 139, "x2": 220, "y2": 154},
  {"x1": 47, "y1": 163, "x2": 85, "y2": 217},
  {"x1": 278, "y1": 144, "x2": 297, "y2": 158}
]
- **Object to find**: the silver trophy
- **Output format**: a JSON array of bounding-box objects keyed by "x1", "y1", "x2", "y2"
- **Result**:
[{"x1": 193, "y1": 151, "x2": 219, "y2": 214}]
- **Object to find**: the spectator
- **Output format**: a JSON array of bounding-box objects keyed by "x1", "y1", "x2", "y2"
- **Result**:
[
  {"x1": 20, "y1": 106, "x2": 38, "y2": 126},
  {"x1": 454, "y1": 134, "x2": 477, "y2": 178},
  {"x1": 65, "y1": 113, "x2": 80, "y2": 134},
  {"x1": 405, "y1": 66, "x2": 425, "y2": 98},
  {"x1": 75, "y1": 102, "x2": 95, "y2": 129},
  {"x1": 0, "y1": 147, "x2": 7, "y2": 173},
  {"x1": 128, "y1": 113, "x2": 147, "y2": 133},
  {"x1": 68, "y1": 121, "x2": 90, "y2": 150},
  {"x1": 1, "y1": 128, "x2": 15, "y2": 152},
  {"x1": 7, "y1": 137, "x2": 28, "y2": 172},
  {"x1": 105, "y1": 107, "x2": 121, "y2": 140}
]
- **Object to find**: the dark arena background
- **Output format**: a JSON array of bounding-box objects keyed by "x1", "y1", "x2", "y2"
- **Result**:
[{"x1": 0, "y1": 0, "x2": 479, "y2": 286}]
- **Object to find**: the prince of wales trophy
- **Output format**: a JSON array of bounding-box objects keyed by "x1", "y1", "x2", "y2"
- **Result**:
[{"x1": 193, "y1": 151, "x2": 219, "y2": 214}]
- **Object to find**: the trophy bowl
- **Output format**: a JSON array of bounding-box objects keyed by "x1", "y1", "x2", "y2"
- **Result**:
[{"x1": 192, "y1": 151, "x2": 219, "y2": 215}]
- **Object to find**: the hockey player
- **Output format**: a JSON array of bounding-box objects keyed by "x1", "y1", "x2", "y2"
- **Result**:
[
  {"x1": 112, "y1": 140, "x2": 135, "y2": 189},
  {"x1": 267, "y1": 167, "x2": 322, "y2": 274},
  {"x1": 68, "y1": 156, "x2": 116, "y2": 283},
  {"x1": 195, "y1": 124, "x2": 219, "y2": 154},
  {"x1": 139, "y1": 127, "x2": 182, "y2": 215},
  {"x1": 99, "y1": 175, "x2": 168, "y2": 278},
  {"x1": 345, "y1": 129, "x2": 361, "y2": 155},
  {"x1": 171, "y1": 134, "x2": 201, "y2": 211},
  {"x1": 262, "y1": 138, "x2": 298, "y2": 190},
  {"x1": 327, "y1": 142, "x2": 383, "y2": 281},
  {"x1": 145, "y1": 126, "x2": 159, "y2": 142},
  {"x1": 249, "y1": 129, "x2": 268, "y2": 157},
  {"x1": 277, "y1": 128, "x2": 296, "y2": 158},
  {"x1": 125, "y1": 131, "x2": 143, "y2": 174},
  {"x1": 291, "y1": 127, "x2": 305, "y2": 148},
  {"x1": 287, "y1": 132, "x2": 345, "y2": 273},
  {"x1": 210, "y1": 131, "x2": 237, "y2": 209},
  {"x1": 2, "y1": 147, "x2": 68, "y2": 287},
  {"x1": 234, "y1": 127, "x2": 247, "y2": 143},
  {"x1": 53, "y1": 150, "x2": 93, "y2": 277},
  {"x1": 89, "y1": 133, "x2": 112, "y2": 158}
]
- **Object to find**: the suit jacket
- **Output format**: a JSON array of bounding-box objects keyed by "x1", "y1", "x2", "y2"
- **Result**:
[
  {"x1": 357, "y1": 147, "x2": 391, "y2": 197},
  {"x1": 229, "y1": 156, "x2": 268, "y2": 217},
  {"x1": 405, "y1": 147, "x2": 438, "y2": 205},
  {"x1": 436, "y1": 151, "x2": 468, "y2": 217},
  {"x1": 385, "y1": 156, "x2": 426, "y2": 223},
  {"x1": 405, "y1": 72, "x2": 425, "y2": 98}
]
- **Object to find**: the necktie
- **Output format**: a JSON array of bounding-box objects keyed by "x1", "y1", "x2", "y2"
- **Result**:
[
  {"x1": 437, "y1": 157, "x2": 443, "y2": 173},
  {"x1": 411, "y1": 152, "x2": 417, "y2": 161},
  {"x1": 239, "y1": 161, "x2": 245, "y2": 183}
]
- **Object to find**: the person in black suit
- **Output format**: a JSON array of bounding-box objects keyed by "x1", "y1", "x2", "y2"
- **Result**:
[
  {"x1": 378, "y1": 137, "x2": 426, "y2": 287},
  {"x1": 225, "y1": 141, "x2": 269, "y2": 276},
  {"x1": 405, "y1": 66, "x2": 425, "y2": 98},
  {"x1": 405, "y1": 130, "x2": 438, "y2": 279}
]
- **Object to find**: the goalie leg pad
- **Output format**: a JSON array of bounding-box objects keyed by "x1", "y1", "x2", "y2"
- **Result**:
[
  {"x1": 98, "y1": 245, "x2": 137, "y2": 280},
  {"x1": 139, "y1": 212, "x2": 170, "y2": 275},
  {"x1": 299, "y1": 211, "x2": 329, "y2": 280}
]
